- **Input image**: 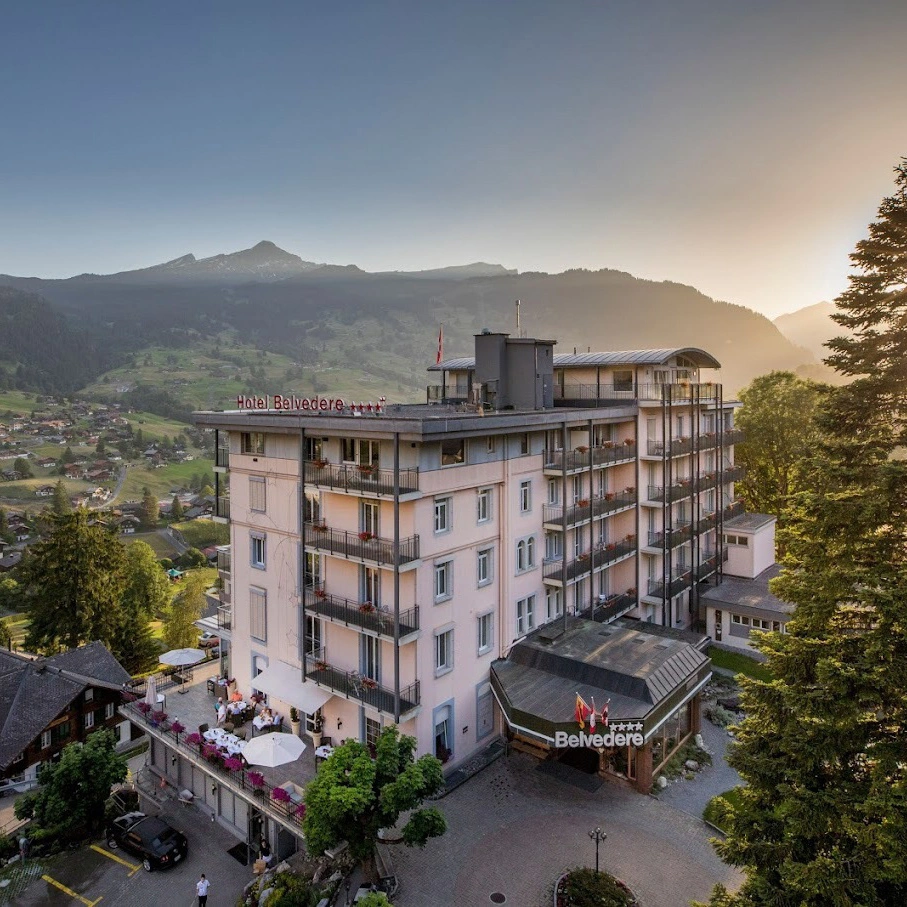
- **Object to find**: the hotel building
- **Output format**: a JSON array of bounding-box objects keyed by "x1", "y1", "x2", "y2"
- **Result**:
[{"x1": 191, "y1": 332, "x2": 770, "y2": 804}]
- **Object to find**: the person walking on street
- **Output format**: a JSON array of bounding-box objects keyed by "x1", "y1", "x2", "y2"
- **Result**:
[{"x1": 196, "y1": 873, "x2": 210, "y2": 906}]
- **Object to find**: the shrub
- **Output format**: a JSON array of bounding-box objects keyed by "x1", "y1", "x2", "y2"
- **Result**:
[
  {"x1": 706, "y1": 704, "x2": 737, "y2": 728},
  {"x1": 560, "y1": 867, "x2": 635, "y2": 906}
]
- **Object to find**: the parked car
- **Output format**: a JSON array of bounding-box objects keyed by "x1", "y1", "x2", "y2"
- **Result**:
[
  {"x1": 198, "y1": 631, "x2": 220, "y2": 648},
  {"x1": 107, "y1": 812, "x2": 188, "y2": 871}
]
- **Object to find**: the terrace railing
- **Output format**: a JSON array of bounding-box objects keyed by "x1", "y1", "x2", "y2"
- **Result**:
[
  {"x1": 304, "y1": 523, "x2": 419, "y2": 567},
  {"x1": 542, "y1": 490, "x2": 637, "y2": 529},
  {"x1": 543, "y1": 539, "x2": 636, "y2": 584},
  {"x1": 542, "y1": 443, "x2": 636, "y2": 472},
  {"x1": 304, "y1": 462, "x2": 419, "y2": 497},
  {"x1": 304, "y1": 585, "x2": 419, "y2": 640},
  {"x1": 592, "y1": 593, "x2": 637, "y2": 624}
]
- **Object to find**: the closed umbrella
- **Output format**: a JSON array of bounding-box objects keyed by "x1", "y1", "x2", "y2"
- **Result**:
[
  {"x1": 144, "y1": 676, "x2": 158, "y2": 709},
  {"x1": 241, "y1": 733, "x2": 307, "y2": 768}
]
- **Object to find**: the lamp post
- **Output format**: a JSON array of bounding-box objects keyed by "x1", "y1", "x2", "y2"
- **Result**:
[{"x1": 589, "y1": 826, "x2": 607, "y2": 874}]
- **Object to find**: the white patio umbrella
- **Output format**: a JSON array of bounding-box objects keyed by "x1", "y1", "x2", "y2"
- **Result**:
[
  {"x1": 159, "y1": 648, "x2": 205, "y2": 667},
  {"x1": 242, "y1": 733, "x2": 307, "y2": 768},
  {"x1": 143, "y1": 676, "x2": 158, "y2": 708}
]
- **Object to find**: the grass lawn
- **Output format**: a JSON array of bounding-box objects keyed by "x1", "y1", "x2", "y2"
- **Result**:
[
  {"x1": 0, "y1": 475, "x2": 94, "y2": 503},
  {"x1": 171, "y1": 519, "x2": 228, "y2": 548},
  {"x1": 123, "y1": 411, "x2": 194, "y2": 441},
  {"x1": 121, "y1": 530, "x2": 180, "y2": 558},
  {"x1": 118, "y1": 459, "x2": 214, "y2": 502},
  {"x1": 0, "y1": 390, "x2": 42, "y2": 415},
  {"x1": 0, "y1": 611, "x2": 29, "y2": 648},
  {"x1": 708, "y1": 646, "x2": 773, "y2": 682},
  {"x1": 703, "y1": 787, "x2": 746, "y2": 833}
]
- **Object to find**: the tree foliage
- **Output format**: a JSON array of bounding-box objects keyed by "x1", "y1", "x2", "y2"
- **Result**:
[
  {"x1": 170, "y1": 494, "x2": 184, "y2": 521},
  {"x1": 141, "y1": 486, "x2": 158, "y2": 528},
  {"x1": 113, "y1": 541, "x2": 168, "y2": 673},
  {"x1": 303, "y1": 726, "x2": 446, "y2": 882},
  {"x1": 52, "y1": 479, "x2": 72, "y2": 516},
  {"x1": 13, "y1": 457, "x2": 32, "y2": 478},
  {"x1": 162, "y1": 571, "x2": 205, "y2": 650},
  {"x1": 22, "y1": 510, "x2": 128, "y2": 653},
  {"x1": 14, "y1": 730, "x2": 126, "y2": 835},
  {"x1": 704, "y1": 161, "x2": 907, "y2": 907}
]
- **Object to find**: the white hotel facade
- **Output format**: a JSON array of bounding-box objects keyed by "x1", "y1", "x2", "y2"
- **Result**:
[{"x1": 195, "y1": 332, "x2": 765, "y2": 795}]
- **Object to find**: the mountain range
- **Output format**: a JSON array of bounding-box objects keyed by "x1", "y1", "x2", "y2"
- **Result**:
[
  {"x1": 772, "y1": 301, "x2": 850, "y2": 361},
  {"x1": 0, "y1": 242, "x2": 831, "y2": 404}
]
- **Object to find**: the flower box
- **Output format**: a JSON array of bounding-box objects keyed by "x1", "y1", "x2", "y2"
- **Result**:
[
  {"x1": 575, "y1": 446, "x2": 589, "y2": 454},
  {"x1": 604, "y1": 493, "x2": 615, "y2": 501},
  {"x1": 311, "y1": 459, "x2": 329, "y2": 469},
  {"x1": 358, "y1": 531, "x2": 375, "y2": 542},
  {"x1": 361, "y1": 677, "x2": 378, "y2": 690},
  {"x1": 359, "y1": 602, "x2": 376, "y2": 613},
  {"x1": 576, "y1": 498, "x2": 590, "y2": 507},
  {"x1": 247, "y1": 771, "x2": 265, "y2": 790},
  {"x1": 624, "y1": 438, "x2": 634, "y2": 446},
  {"x1": 314, "y1": 661, "x2": 329, "y2": 672}
]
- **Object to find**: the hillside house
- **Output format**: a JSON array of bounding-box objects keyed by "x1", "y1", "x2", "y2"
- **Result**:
[
  {"x1": 117, "y1": 515, "x2": 140, "y2": 535},
  {"x1": 35, "y1": 485, "x2": 54, "y2": 497}
]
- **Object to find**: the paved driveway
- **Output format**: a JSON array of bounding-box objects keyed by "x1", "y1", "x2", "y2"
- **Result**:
[
  {"x1": 392, "y1": 752, "x2": 741, "y2": 907},
  {"x1": 7, "y1": 802, "x2": 249, "y2": 907}
]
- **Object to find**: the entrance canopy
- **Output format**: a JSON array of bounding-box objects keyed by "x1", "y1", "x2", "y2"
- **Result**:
[
  {"x1": 253, "y1": 660, "x2": 332, "y2": 714},
  {"x1": 491, "y1": 617, "x2": 711, "y2": 745}
]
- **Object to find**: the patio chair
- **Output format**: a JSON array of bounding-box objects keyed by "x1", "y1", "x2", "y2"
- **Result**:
[
  {"x1": 234, "y1": 728, "x2": 247, "y2": 741},
  {"x1": 224, "y1": 722, "x2": 235, "y2": 734},
  {"x1": 198, "y1": 723, "x2": 209, "y2": 736}
]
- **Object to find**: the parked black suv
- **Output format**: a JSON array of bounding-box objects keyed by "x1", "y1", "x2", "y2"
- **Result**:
[{"x1": 107, "y1": 812, "x2": 188, "y2": 871}]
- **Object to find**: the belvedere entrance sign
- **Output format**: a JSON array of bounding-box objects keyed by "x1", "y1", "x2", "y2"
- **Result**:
[{"x1": 554, "y1": 725, "x2": 645, "y2": 749}]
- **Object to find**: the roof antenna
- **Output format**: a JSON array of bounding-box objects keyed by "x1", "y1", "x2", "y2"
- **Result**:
[{"x1": 515, "y1": 299, "x2": 522, "y2": 337}]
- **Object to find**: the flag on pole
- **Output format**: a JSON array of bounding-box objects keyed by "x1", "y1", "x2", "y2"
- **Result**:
[
  {"x1": 575, "y1": 693, "x2": 592, "y2": 729},
  {"x1": 436, "y1": 325, "x2": 444, "y2": 365},
  {"x1": 601, "y1": 698, "x2": 610, "y2": 728},
  {"x1": 589, "y1": 697, "x2": 597, "y2": 732}
]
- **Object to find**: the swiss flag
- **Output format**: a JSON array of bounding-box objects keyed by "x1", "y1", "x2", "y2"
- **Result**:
[
  {"x1": 436, "y1": 325, "x2": 443, "y2": 365},
  {"x1": 575, "y1": 693, "x2": 592, "y2": 730}
]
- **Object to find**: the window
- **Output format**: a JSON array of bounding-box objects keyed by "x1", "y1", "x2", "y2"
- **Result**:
[
  {"x1": 434, "y1": 496, "x2": 452, "y2": 533},
  {"x1": 304, "y1": 551, "x2": 322, "y2": 588},
  {"x1": 434, "y1": 560, "x2": 452, "y2": 601},
  {"x1": 434, "y1": 704, "x2": 452, "y2": 762},
  {"x1": 477, "y1": 548, "x2": 493, "y2": 586},
  {"x1": 486, "y1": 436, "x2": 496, "y2": 454},
  {"x1": 519, "y1": 433, "x2": 530, "y2": 456},
  {"x1": 365, "y1": 717, "x2": 381, "y2": 750},
  {"x1": 613, "y1": 370, "x2": 633, "y2": 392},
  {"x1": 544, "y1": 532, "x2": 562, "y2": 561},
  {"x1": 41, "y1": 730, "x2": 51, "y2": 749},
  {"x1": 250, "y1": 587, "x2": 267, "y2": 641},
  {"x1": 441, "y1": 438, "x2": 465, "y2": 466},
  {"x1": 516, "y1": 536, "x2": 536, "y2": 573},
  {"x1": 250, "y1": 533, "x2": 266, "y2": 569},
  {"x1": 477, "y1": 613, "x2": 493, "y2": 655},
  {"x1": 547, "y1": 479, "x2": 559, "y2": 505},
  {"x1": 249, "y1": 476, "x2": 266, "y2": 512},
  {"x1": 84, "y1": 711, "x2": 95, "y2": 730},
  {"x1": 361, "y1": 566, "x2": 380, "y2": 605},
  {"x1": 105, "y1": 702, "x2": 115, "y2": 720},
  {"x1": 305, "y1": 436, "x2": 322, "y2": 461},
  {"x1": 546, "y1": 588, "x2": 563, "y2": 621},
  {"x1": 341, "y1": 438, "x2": 356, "y2": 462},
  {"x1": 362, "y1": 636, "x2": 379, "y2": 681},
  {"x1": 241, "y1": 432, "x2": 265, "y2": 455},
  {"x1": 516, "y1": 595, "x2": 536, "y2": 636},
  {"x1": 305, "y1": 615, "x2": 322, "y2": 655},
  {"x1": 519, "y1": 480, "x2": 532, "y2": 513},
  {"x1": 724, "y1": 534, "x2": 749, "y2": 547},
  {"x1": 435, "y1": 628, "x2": 453, "y2": 675},
  {"x1": 360, "y1": 500, "x2": 379, "y2": 536},
  {"x1": 50, "y1": 721, "x2": 71, "y2": 745},
  {"x1": 84, "y1": 689, "x2": 93, "y2": 702},
  {"x1": 477, "y1": 488, "x2": 491, "y2": 523}
]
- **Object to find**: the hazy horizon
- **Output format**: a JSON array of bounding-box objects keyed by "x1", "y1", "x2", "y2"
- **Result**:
[{"x1": 2, "y1": 0, "x2": 906, "y2": 317}]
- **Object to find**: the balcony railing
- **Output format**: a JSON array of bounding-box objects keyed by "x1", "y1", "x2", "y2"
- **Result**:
[
  {"x1": 647, "y1": 568, "x2": 693, "y2": 600},
  {"x1": 426, "y1": 384, "x2": 470, "y2": 403},
  {"x1": 304, "y1": 585, "x2": 419, "y2": 639},
  {"x1": 542, "y1": 490, "x2": 637, "y2": 529},
  {"x1": 120, "y1": 695, "x2": 305, "y2": 834},
  {"x1": 724, "y1": 499, "x2": 745, "y2": 521},
  {"x1": 543, "y1": 443, "x2": 636, "y2": 473},
  {"x1": 592, "y1": 593, "x2": 637, "y2": 624},
  {"x1": 304, "y1": 461, "x2": 419, "y2": 496},
  {"x1": 216, "y1": 604, "x2": 232, "y2": 632},
  {"x1": 543, "y1": 539, "x2": 636, "y2": 585},
  {"x1": 215, "y1": 447, "x2": 230, "y2": 468},
  {"x1": 304, "y1": 649, "x2": 419, "y2": 717},
  {"x1": 646, "y1": 437, "x2": 695, "y2": 457},
  {"x1": 216, "y1": 549, "x2": 231, "y2": 574},
  {"x1": 646, "y1": 482, "x2": 694, "y2": 504},
  {"x1": 722, "y1": 428, "x2": 745, "y2": 446},
  {"x1": 553, "y1": 383, "x2": 721, "y2": 404},
  {"x1": 304, "y1": 523, "x2": 420, "y2": 568},
  {"x1": 215, "y1": 497, "x2": 231, "y2": 519},
  {"x1": 647, "y1": 521, "x2": 693, "y2": 549},
  {"x1": 697, "y1": 547, "x2": 729, "y2": 580},
  {"x1": 724, "y1": 464, "x2": 746, "y2": 483}
]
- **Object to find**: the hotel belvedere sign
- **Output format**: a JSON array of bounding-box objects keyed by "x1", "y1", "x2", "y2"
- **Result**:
[
  {"x1": 236, "y1": 394, "x2": 386, "y2": 413},
  {"x1": 554, "y1": 725, "x2": 645, "y2": 749}
]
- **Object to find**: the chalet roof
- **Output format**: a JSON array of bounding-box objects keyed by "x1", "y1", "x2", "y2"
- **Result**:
[
  {"x1": 0, "y1": 642, "x2": 129, "y2": 769},
  {"x1": 429, "y1": 347, "x2": 721, "y2": 372}
]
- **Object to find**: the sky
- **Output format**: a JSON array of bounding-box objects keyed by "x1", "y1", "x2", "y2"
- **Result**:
[{"x1": 1, "y1": 1, "x2": 905, "y2": 317}]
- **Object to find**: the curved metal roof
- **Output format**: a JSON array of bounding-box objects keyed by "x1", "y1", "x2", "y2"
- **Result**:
[{"x1": 428, "y1": 347, "x2": 720, "y2": 371}]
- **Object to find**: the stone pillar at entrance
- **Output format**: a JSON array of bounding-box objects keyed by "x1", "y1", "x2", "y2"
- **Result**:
[{"x1": 634, "y1": 743, "x2": 653, "y2": 793}]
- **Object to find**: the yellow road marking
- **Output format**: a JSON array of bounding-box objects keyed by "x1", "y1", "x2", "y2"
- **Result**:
[
  {"x1": 90, "y1": 844, "x2": 141, "y2": 876},
  {"x1": 41, "y1": 874, "x2": 102, "y2": 906}
]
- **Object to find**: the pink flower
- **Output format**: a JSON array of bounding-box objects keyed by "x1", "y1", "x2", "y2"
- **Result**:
[
  {"x1": 248, "y1": 771, "x2": 265, "y2": 789},
  {"x1": 170, "y1": 720, "x2": 185, "y2": 734},
  {"x1": 294, "y1": 803, "x2": 306, "y2": 818},
  {"x1": 271, "y1": 787, "x2": 291, "y2": 803},
  {"x1": 185, "y1": 732, "x2": 202, "y2": 746},
  {"x1": 224, "y1": 756, "x2": 244, "y2": 772}
]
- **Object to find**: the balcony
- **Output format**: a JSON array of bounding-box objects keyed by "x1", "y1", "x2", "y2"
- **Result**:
[
  {"x1": 426, "y1": 384, "x2": 470, "y2": 404},
  {"x1": 304, "y1": 523, "x2": 420, "y2": 569},
  {"x1": 214, "y1": 497, "x2": 230, "y2": 521},
  {"x1": 304, "y1": 585, "x2": 419, "y2": 641},
  {"x1": 304, "y1": 461, "x2": 420, "y2": 497},
  {"x1": 543, "y1": 443, "x2": 636, "y2": 474},
  {"x1": 543, "y1": 490, "x2": 637, "y2": 530},
  {"x1": 552, "y1": 383, "x2": 720, "y2": 406},
  {"x1": 592, "y1": 592, "x2": 637, "y2": 624},
  {"x1": 215, "y1": 447, "x2": 230, "y2": 468},
  {"x1": 216, "y1": 604, "x2": 232, "y2": 632},
  {"x1": 216, "y1": 548, "x2": 231, "y2": 574},
  {"x1": 304, "y1": 649, "x2": 420, "y2": 719},
  {"x1": 724, "y1": 499, "x2": 745, "y2": 520},
  {"x1": 646, "y1": 482, "x2": 694, "y2": 504},
  {"x1": 647, "y1": 521, "x2": 693, "y2": 549},
  {"x1": 645, "y1": 437, "x2": 695, "y2": 458},
  {"x1": 543, "y1": 538, "x2": 636, "y2": 586},
  {"x1": 724, "y1": 464, "x2": 746, "y2": 483},
  {"x1": 646, "y1": 569, "x2": 693, "y2": 600},
  {"x1": 697, "y1": 547, "x2": 729, "y2": 581},
  {"x1": 722, "y1": 428, "x2": 745, "y2": 446}
]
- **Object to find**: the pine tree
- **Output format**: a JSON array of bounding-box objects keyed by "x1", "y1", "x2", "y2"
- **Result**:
[
  {"x1": 141, "y1": 486, "x2": 158, "y2": 528},
  {"x1": 22, "y1": 510, "x2": 128, "y2": 653},
  {"x1": 112, "y1": 541, "x2": 169, "y2": 673},
  {"x1": 163, "y1": 572, "x2": 206, "y2": 650},
  {"x1": 51, "y1": 479, "x2": 71, "y2": 516},
  {"x1": 170, "y1": 494, "x2": 184, "y2": 521},
  {"x1": 704, "y1": 162, "x2": 907, "y2": 907}
]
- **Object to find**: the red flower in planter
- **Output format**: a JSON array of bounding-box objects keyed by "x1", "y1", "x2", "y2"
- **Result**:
[
  {"x1": 248, "y1": 771, "x2": 266, "y2": 789},
  {"x1": 271, "y1": 786, "x2": 292, "y2": 804},
  {"x1": 358, "y1": 531, "x2": 374, "y2": 542},
  {"x1": 224, "y1": 756, "x2": 244, "y2": 772},
  {"x1": 170, "y1": 720, "x2": 185, "y2": 735},
  {"x1": 186, "y1": 732, "x2": 203, "y2": 746}
]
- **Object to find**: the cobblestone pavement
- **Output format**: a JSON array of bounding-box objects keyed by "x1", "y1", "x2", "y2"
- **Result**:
[
  {"x1": 655, "y1": 720, "x2": 744, "y2": 820},
  {"x1": 8, "y1": 801, "x2": 251, "y2": 907},
  {"x1": 392, "y1": 752, "x2": 742, "y2": 907}
]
